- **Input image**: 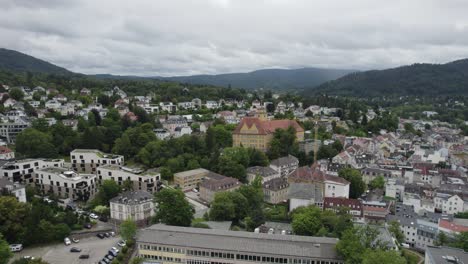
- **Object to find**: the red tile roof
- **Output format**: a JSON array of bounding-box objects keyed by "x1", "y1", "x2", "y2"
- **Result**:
[
  {"x1": 439, "y1": 219, "x2": 468, "y2": 233},
  {"x1": 0, "y1": 146, "x2": 12, "y2": 154},
  {"x1": 233, "y1": 117, "x2": 303, "y2": 135},
  {"x1": 324, "y1": 197, "x2": 362, "y2": 209}
]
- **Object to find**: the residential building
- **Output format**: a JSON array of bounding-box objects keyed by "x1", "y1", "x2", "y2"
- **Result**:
[
  {"x1": 425, "y1": 246, "x2": 468, "y2": 264},
  {"x1": 70, "y1": 149, "x2": 124, "y2": 174},
  {"x1": 97, "y1": 165, "x2": 160, "y2": 193},
  {"x1": 199, "y1": 173, "x2": 241, "y2": 203},
  {"x1": 205, "y1": 100, "x2": 219, "y2": 109},
  {"x1": 232, "y1": 116, "x2": 304, "y2": 152},
  {"x1": 270, "y1": 155, "x2": 299, "y2": 177},
  {"x1": 33, "y1": 167, "x2": 97, "y2": 201},
  {"x1": 110, "y1": 190, "x2": 155, "y2": 226},
  {"x1": 434, "y1": 193, "x2": 464, "y2": 215},
  {"x1": 0, "y1": 177, "x2": 26, "y2": 202},
  {"x1": 363, "y1": 201, "x2": 390, "y2": 222},
  {"x1": 161, "y1": 116, "x2": 188, "y2": 133},
  {"x1": 173, "y1": 126, "x2": 192, "y2": 138},
  {"x1": 416, "y1": 219, "x2": 439, "y2": 251},
  {"x1": 136, "y1": 225, "x2": 343, "y2": 264},
  {"x1": 0, "y1": 146, "x2": 14, "y2": 160},
  {"x1": 263, "y1": 177, "x2": 289, "y2": 204},
  {"x1": 246, "y1": 166, "x2": 280, "y2": 183},
  {"x1": 174, "y1": 168, "x2": 210, "y2": 191},
  {"x1": 153, "y1": 128, "x2": 171, "y2": 140},
  {"x1": 0, "y1": 119, "x2": 30, "y2": 143},
  {"x1": 0, "y1": 159, "x2": 64, "y2": 183},
  {"x1": 323, "y1": 197, "x2": 363, "y2": 217}
]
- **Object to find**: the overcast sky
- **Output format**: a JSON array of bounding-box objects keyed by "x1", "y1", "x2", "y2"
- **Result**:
[{"x1": 1, "y1": 0, "x2": 468, "y2": 76}]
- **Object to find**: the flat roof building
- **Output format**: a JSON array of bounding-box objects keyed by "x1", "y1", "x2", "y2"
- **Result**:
[
  {"x1": 173, "y1": 168, "x2": 210, "y2": 191},
  {"x1": 137, "y1": 224, "x2": 343, "y2": 264},
  {"x1": 425, "y1": 246, "x2": 468, "y2": 264}
]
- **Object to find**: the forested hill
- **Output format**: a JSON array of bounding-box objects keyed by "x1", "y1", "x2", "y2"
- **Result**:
[
  {"x1": 306, "y1": 59, "x2": 468, "y2": 97},
  {"x1": 159, "y1": 67, "x2": 355, "y2": 91},
  {"x1": 0, "y1": 48, "x2": 72, "y2": 74}
]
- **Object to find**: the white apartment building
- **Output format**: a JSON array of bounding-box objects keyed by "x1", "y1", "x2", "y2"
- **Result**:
[
  {"x1": 0, "y1": 159, "x2": 64, "y2": 184},
  {"x1": 110, "y1": 190, "x2": 155, "y2": 225},
  {"x1": 97, "y1": 165, "x2": 160, "y2": 193},
  {"x1": 270, "y1": 155, "x2": 299, "y2": 177},
  {"x1": 0, "y1": 119, "x2": 31, "y2": 143},
  {"x1": 70, "y1": 149, "x2": 124, "y2": 174},
  {"x1": 324, "y1": 175, "x2": 350, "y2": 198},
  {"x1": 434, "y1": 193, "x2": 464, "y2": 215},
  {"x1": 33, "y1": 167, "x2": 97, "y2": 201}
]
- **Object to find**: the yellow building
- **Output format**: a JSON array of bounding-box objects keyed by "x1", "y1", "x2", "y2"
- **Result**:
[
  {"x1": 173, "y1": 168, "x2": 210, "y2": 191},
  {"x1": 232, "y1": 116, "x2": 304, "y2": 152}
]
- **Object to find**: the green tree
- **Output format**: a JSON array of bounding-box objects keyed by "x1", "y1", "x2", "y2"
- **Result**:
[
  {"x1": 369, "y1": 176, "x2": 385, "y2": 190},
  {"x1": 338, "y1": 168, "x2": 366, "y2": 199},
  {"x1": 451, "y1": 232, "x2": 468, "y2": 251},
  {"x1": 336, "y1": 225, "x2": 385, "y2": 264},
  {"x1": 94, "y1": 180, "x2": 121, "y2": 205},
  {"x1": 15, "y1": 128, "x2": 58, "y2": 158},
  {"x1": 268, "y1": 126, "x2": 299, "y2": 160},
  {"x1": 247, "y1": 148, "x2": 269, "y2": 166},
  {"x1": 154, "y1": 188, "x2": 193, "y2": 226},
  {"x1": 291, "y1": 206, "x2": 322, "y2": 236},
  {"x1": 209, "y1": 192, "x2": 236, "y2": 221},
  {"x1": 0, "y1": 196, "x2": 29, "y2": 243},
  {"x1": 362, "y1": 250, "x2": 406, "y2": 264},
  {"x1": 388, "y1": 220, "x2": 405, "y2": 243},
  {"x1": 94, "y1": 205, "x2": 110, "y2": 216},
  {"x1": 435, "y1": 231, "x2": 448, "y2": 246},
  {"x1": 120, "y1": 219, "x2": 137, "y2": 241},
  {"x1": 9, "y1": 87, "x2": 24, "y2": 101},
  {"x1": 0, "y1": 234, "x2": 12, "y2": 264}
]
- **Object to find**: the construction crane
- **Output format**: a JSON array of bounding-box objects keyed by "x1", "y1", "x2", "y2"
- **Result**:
[{"x1": 313, "y1": 117, "x2": 319, "y2": 163}]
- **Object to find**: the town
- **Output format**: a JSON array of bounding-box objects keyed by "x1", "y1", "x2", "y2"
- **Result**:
[{"x1": 0, "y1": 74, "x2": 467, "y2": 264}]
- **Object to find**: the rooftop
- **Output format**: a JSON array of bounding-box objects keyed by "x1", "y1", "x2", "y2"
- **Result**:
[
  {"x1": 137, "y1": 224, "x2": 340, "y2": 260},
  {"x1": 425, "y1": 246, "x2": 468, "y2": 264},
  {"x1": 110, "y1": 190, "x2": 153, "y2": 205},
  {"x1": 174, "y1": 168, "x2": 210, "y2": 178}
]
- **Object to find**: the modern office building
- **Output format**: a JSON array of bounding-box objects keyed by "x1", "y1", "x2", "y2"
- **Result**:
[
  {"x1": 70, "y1": 149, "x2": 124, "y2": 173},
  {"x1": 136, "y1": 225, "x2": 343, "y2": 264}
]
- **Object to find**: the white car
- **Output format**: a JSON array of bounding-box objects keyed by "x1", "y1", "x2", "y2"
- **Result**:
[
  {"x1": 117, "y1": 240, "x2": 126, "y2": 247},
  {"x1": 64, "y1": 237, "x2": 71, "y2": 246},
  {"x1": 111, "y1": 247, "x2": 119, "y2": 253},
  {"x1": 9, "y1": 244, "x2": 23, "y2": 252},
  {"x1": 89, "y1": 213, "x2": 99, "y2": 219}
]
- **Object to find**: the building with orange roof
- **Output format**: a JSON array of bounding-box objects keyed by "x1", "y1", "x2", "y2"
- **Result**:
[{"x1": 232, "y1": 112, "x2": 304, "y2": 152}]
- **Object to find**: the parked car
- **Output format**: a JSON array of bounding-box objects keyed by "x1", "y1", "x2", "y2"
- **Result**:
[
  {"x1": 96, "y1": 233, "x2": 105, "y2": 239},
  {"x1": 9, "y1": 244, "x2": 23, "y2": 252},
  {"x1": 99, "y1": 215, "x2": 108, "y2": 222},
  {"x1": 79, "y1": 254, "x2": 89, "y2": 259},
  {"x1": 70, "y1": 247, "x2": 81, "y2": 253},
  {"x1": 102, "y1": 257, "x2": 111, "y2": 263},
  {"x1": 106, "y1": 254, "x2": 114, "y2": 260},
  {"x1": 104, "y1": 232, "x2": 110, "y2": 238},
  {"x1": 23, "y1": 256, "x2": 35, "y2": 260},
  {"x1": 108, "y1": 249, "x2": 118, "y2": 257},
  {"x1": 117, "y1": 240, "x2": 126, "y2": 247},
  {"x1": 111, "y1": 247, "x2": 119, "y2": 253},
  {"x1": 83, "y1": 223, "x2": 92, "y2": 229},
  {"x1": 64, "y1": 237, "x2": 71, "y2": 246},
  {"x1": 72, "y1": 237, "x2": 80, "y2": 243},
  {"x1": 89, "y1": 213, "x2": 99, "y2": 219},
  {"x1": 110, "y1": 231, "x2": 115, "y2": 237}
]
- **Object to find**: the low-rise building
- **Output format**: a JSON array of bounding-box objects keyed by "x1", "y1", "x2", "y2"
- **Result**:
[
  {"x1": 33, "y1": 167, "x2": 97, "y2": 201},
  {"x1": 324, "y1": 197, "x2": 363, "y2": 217},
  {"x1": 0, "y1": 177, "x2": 26, "y2": 202},
  {"x1": 199, "y1": 173, "x2": 241, "y2": 203},
  {"x1": 288, "y1": 183, "x2": 324, "y2": 212},
  {"x1": 270, "y1": 155, "x2": 299, "y2": 177},
  {"x1": 97, "y1": 165, "x2": 160, "y2": 193},
  {"x1": 70, "y1": 149, "x2": 124, "y2": 174},
  {"x1": 0, "y1": 146, "x2": 14, "y2": 160},
  {"x1": 246, "y1": 166, "x2": 280, "y2": 183},
  {"x1": 173, "y1": 168, "x2": 210, "y2": 191},
  {"x1": 0, "y1": 119, "x2": 31, "y2": 143},
  {"x1": 434, "y1": 193, "x2": 464, "y2": 215},
  {"x1": 110, "y1": 190, "x2": 154, "y2": 226},
  {"x1": 425, "y1": 246, "x2": 468, "y2": 264},
  {"x1": 263, "y1": 177, "x2": 289, "y2": 204},
  {"x1": 136, "y1": 225, "x2": 343, "y2": 264}
]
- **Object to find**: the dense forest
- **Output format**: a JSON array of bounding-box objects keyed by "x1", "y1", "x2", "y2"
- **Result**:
[
  {"x1": 0, "y1": 48, "x2": 72, "y2": 74},
  {"x1": 307, "y1": 59, "x2": 468, "y2": 97}
]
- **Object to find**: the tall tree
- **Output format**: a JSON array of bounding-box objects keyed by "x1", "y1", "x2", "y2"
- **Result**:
[
  {"x1": 0, "y1": 234, "x2": 12, "y2": 264},
  {"x1": 120, "y1": 219, "x2": 137, "y2": 241},
  {"x1": 338, "y1": 168, "x2": 366, "y2": 198},
  {"x1": 154, "y1": 188, "x2": 193, "y2": 227},
  {"x1": 15, "y1": 128, "x2": 58, "y2": 158}
]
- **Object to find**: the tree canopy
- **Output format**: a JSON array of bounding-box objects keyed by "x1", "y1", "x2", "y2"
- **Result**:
[{"x1": 154, "y1": 188, "x2": 194, "y2": 227}]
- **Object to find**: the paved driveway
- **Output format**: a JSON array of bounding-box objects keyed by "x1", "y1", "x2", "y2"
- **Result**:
[{"x1": 11, "y1": 236, "x2": 121, "y2": 264}]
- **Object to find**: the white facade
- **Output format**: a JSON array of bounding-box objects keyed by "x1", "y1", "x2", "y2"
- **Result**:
[
  {"x1": 0, "y1": 159, "x2": 64, "y2": 183},
  {"x1": 324, "y1": 180, "x2": 350, "y2": 198},
  {"x1": 70, "y1": 149, "x2": 124, "y2": 174},
  {"x1": 0, "y1": 178, "x2": 26, "y2": 203},
  {"x1": 97, "y1": 165, "x2": 160, "y2": 193},
  {"x1": 110, "y1": 191, "x2": 155, "y2": 223},
  {"x1": 45, "y1": 100, "x2": 62, "y2": 110},
  {"x1": 434, "y1": 193, "x2": 464, "y2": 215}
]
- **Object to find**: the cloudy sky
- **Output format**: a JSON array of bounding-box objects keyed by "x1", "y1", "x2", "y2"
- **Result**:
[{"x1": 1, "y1": 0, "x2": 468, "y2": 76}]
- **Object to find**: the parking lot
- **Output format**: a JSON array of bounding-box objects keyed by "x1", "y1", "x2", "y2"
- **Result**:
[{"x1": 10, "y1": 236, "x2": 121, "y2": 264}]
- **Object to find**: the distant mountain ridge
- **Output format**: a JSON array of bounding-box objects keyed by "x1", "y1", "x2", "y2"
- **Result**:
[
  {"x1": 0, "y1": 48, "x2": 72, "y2": 74},
  {"x1": 158, "y1": 67, "x2": 355, "y2": 91},
  {"x1": 307, "y1": 59, "x2": 468, "y2": 96}
]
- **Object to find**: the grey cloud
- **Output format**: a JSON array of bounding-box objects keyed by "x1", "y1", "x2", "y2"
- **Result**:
[{"x1": 1, "y1": 0, "x2": 468, "y2": 76}]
